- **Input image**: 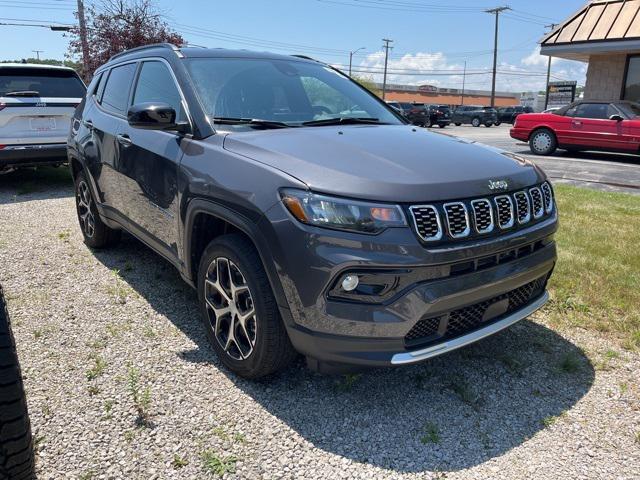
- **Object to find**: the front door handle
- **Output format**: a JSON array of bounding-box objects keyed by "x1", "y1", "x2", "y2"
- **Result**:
[
  {"x1": 116, "y1": 133, "x2": 132, "y2": 147},
  {"x1": 572, "y1": 121, "x2": 582, "y2": 126}
]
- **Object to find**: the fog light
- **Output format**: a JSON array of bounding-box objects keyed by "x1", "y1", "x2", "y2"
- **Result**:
[{"x1": 341, "y1": 274, "x2": 359, "y2": 292}]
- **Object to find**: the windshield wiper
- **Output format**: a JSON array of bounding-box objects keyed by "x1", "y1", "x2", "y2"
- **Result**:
[
  {"x1": 4, "y1": 90, "x2": 40, "y2": 97},
  {"x1": 211, "y1": 117, "x2": 293, "y2": 129},
  {"x1": 302, "y1": 117, "x2": 385, "y2": 126}
]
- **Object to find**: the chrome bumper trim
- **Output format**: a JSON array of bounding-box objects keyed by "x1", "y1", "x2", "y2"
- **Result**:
[{"x1": 390, "y1": 290, "x2": 549, "y2": 365}]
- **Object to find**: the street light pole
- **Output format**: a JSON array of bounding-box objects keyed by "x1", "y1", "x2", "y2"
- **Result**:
[
  {"x1": 544, "y1": 23, "x2": 557, "y2": 110},
  {"x1": 349, "y1": 47, "x2": 366, "y2": 77},
  {"x1": 76, "y1": 0, "x2": 90, "y2": 77},
  {"x1": 461, "y1": 60, "x2": 467, "y2": 105}
]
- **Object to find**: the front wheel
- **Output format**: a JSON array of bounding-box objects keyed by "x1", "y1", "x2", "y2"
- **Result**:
[
  {"x1": 424, "y1": 118, "x2": 432, "y2": 128},
  {"x1": 438, "y1": 124, "x2": 446, "y2": 128},
  {"x1": 494, "y1": 121, "x2": 502, "y2": 126},
  {"x1": 529, "y1": 129, "x2": 557, "y2": 156},
  {"x1": 74, "y1": 171, "x2": 121, "y2": 248},
  {"x1": 454, "y1": 123, "x2": 461, "y2": 126},
  {"x1": 471, "y1": 118, "x2": 481, "y2": 127},
  {"x1": 484, "y1": 122, "x2": 493, "y2": 127},
  {"x1": 197, "y1": 234, "x2": 296, "y2": 378}
]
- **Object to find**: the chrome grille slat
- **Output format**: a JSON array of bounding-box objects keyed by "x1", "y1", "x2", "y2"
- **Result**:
[
  {"x1": 494, "y1": 195, "x2": 515, "y2": 229},
  {"x1": 529, "y1": 187, "x2": 544, "y2": 219},
  {"x1": 409, "y1": 205, "x2": 443, "y2": 241},
  {"x1": 443, "y1": 202, "x2": 470, "y2": 238},
  {"x1": 514, "y1": 191, "x2": 531, "y2": 224},
  {"x1": 541, "y1": 182, "x2": 553, "y2": 213},
  {"x1": 470, "y1": 199, "x2": 494, "y2": 234}
]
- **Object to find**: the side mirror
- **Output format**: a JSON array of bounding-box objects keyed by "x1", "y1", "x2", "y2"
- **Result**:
[
  {"x1": 609, "y1": 114, "x2": 624, "y2": 122},
  {"x1": 127, "y1": 102, "x2": 189, "y2": 132}
]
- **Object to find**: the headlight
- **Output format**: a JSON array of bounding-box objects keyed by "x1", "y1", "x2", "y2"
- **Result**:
[{"x1": 280, "y1": 189, "x2": 406, "y2": 234}]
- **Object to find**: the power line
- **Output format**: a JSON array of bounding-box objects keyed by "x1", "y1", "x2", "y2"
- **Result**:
[
  {"x1": 486, "y1": 6, "x2": 511, "y2": 107},
  {"x1": 381, "y1": 38, "x2": 393, "y2": 99}
]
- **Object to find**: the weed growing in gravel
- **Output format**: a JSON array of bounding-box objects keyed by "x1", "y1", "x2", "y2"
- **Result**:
[
  {"x1": 103, "y1": 400, "x2": 115, "y2": 419},
  {"x1": 172, "y1": 454, "x2": 189, "y2": 469},
  {"x1": 87, "y1": 385, "x2": 100, "y2": 396},
  {"x1": 57, "y1": 231, "x2": 70, "y2": 242},
  {"x1": 201, "y1": 451, "x2": 237, "y2": 477},
  {"x1": 33, "y1": 329, "x2": 43, "y2": 339},
  {"x1": 142, "y1": 325, "x2": 157, "y2": 338},
  {"x1": 635, "y1": 431, "x2": 640, "y2": 444},
  {"x1": 496, "y1": 352, "x2": 525, "y2": 375},
  {"x1": 620, "y1": 382, "x2": 629, "y2": 394},
  {"x1": 558, "y1": 353, "x2": 582, "y2": 374},
  {"x1": 87, "y1": 338, "x2": 107, "y2": 350},
  {"x1": 41, "y1": 403, "x2": 52, "y2": 417},
  {"x1": 542, "y1": 412, "x2": 566, "y2": 428},
  {"x1": 334, "y1": 373, "x2": 361, "y2": 392},
  {"x1": 78, "y1": 470, "x2": 95, "y2": 480},
  {"x1": 107, "y1": 269, "x2": 131, "y2": 304},
  {"x1": 127, "y1": 365, "x2": 152, "y2": 426},
  {"x1": 233, "y1": 433, "x2": 247, "y2": 444},
  {"x1": 420, "y1": 422, "x2": 440, "y2": 444},
  {"x1": 212, "y1": 426, "x2": 229, "y2": 441},
  {"x1": 448, "y1": 377, "x2": 481, "y2": 408},
  {"x1": 86, "y1": 354, "x2": 107, "y2": 381}
]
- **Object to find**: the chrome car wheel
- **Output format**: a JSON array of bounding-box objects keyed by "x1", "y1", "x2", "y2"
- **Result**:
[
  {"x1": 76, "y1": 180, "x2": 95, "y2": 238},
  {"x1": 532, "y1": 131, "x2": 552, "y2": 153},
  {"x1": 204, "y1": 257, "x2": 257, "y2": 360}
]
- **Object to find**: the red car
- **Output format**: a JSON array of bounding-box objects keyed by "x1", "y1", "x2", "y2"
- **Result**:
[{"x1": 510, "y1": 100, "x2": 640, "y2": 156}]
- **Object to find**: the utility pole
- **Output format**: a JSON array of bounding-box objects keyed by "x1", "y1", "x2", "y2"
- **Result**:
[
  {"x1": 349, "y1": 47, "x2": 366, "y2": 77},
  {"x1": 486, "y1": 6, "x2": 511, "y2": 107},
  {"x1": 32, "y1": 50, "x2": 43, "y2": 60},
  {"x1": 381, "y1": 38, "x2": 393, "y2": 100},
  {"x1": 76, "y1": 0, "x2": 90, "y2": 77},
  {"x1": 461, "y1": 60, "x2": 467, "y2": 105},
  {"x1": 544, "y1": 23, "x2": 557, "y2": 109}
]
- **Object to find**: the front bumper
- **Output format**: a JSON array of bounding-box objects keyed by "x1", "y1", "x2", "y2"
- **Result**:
[
  {"x1": 261, "y1": 202, "x2": 558, "y2": 369},
  {"x1": 0, "y1": 143, "x2": 67, "y2": 170}
]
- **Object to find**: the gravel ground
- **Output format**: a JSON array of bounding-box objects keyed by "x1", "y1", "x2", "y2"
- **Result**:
[{"x1": 0, "y1": 171, "x2": 639, "y2": 480}]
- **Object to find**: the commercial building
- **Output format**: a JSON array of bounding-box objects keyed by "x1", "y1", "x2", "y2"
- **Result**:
[
  {"x1": 541, "y1": 0, "x2": 640, "y2": 102},
  {"x1": 377, "y1": 83, "x2": 520, "y2": 107}
]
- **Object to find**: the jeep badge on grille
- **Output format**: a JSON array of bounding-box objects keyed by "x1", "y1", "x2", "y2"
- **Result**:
[{"x1": 488, "y1": 179, "x2": 509, "y2": 191}]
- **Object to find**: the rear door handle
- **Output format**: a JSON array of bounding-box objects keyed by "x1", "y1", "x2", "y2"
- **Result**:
[{"x1": 116, "y1": 133, "x2": 132, "y2": 147}]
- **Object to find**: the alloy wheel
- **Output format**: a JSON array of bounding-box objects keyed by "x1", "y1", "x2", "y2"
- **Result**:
[
  {"x1": 76, "y1": 180, "x2": 95, "y2": 238},
  {"x1": 204, "y1": 257, "x2": 258, "y2": 360}
]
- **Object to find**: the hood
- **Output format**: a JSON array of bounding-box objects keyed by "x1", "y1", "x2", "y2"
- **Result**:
[{"x1": 222, "y1": 124, "x2": 545, "y2": 203}]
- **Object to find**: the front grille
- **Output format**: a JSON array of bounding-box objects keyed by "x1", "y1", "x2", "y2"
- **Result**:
[
  {"x1": 471, "y1": 199, "x2": 494, "y2": 234},
  {"x1": 404, "y1": 276, "x2": 547, "y2": 347},
  {"x1": 410, "y1": 205, "x2": 442, "y2": 241},
  {"x1": 494, "y1": 195, "x2": 515, "y2": 229},
  {"x1": 541, "y1": 182, "x2": 553, "y2": 213},
  {"x1": 443, "y1": 202, "x2": 470, "y2": 238},
  {"x1": 408, "y1": 183, "x2": 554, "y2": 243},
  {"x1": 529, "y1": 187, "x2": 544, "y2": 219},
  {"x1": 514, "y1": 191, "x2": 531, "y2": 224}
]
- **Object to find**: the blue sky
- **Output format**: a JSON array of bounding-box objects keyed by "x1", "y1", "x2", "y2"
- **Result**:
[{"x1": 0, "y1": 0, "x2": 588, "y2": 92}]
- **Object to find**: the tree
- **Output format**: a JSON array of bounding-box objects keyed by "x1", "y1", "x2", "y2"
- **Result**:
[
  {"x1": 68, "y1": 0, "x2": 183, "y2": 79},
  {"x1": 352, "y1": 75, "x2": 381, "y2": 97}
]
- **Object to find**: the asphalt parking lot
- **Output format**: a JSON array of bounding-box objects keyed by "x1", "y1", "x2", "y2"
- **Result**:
[{"x1": 436, "y1": 124, "x2": 640, "y2": 195}]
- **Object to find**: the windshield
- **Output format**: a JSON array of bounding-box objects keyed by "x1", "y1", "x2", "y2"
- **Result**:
[
  {"x1": 617, "y1": 102, "x2": 640, "y2": 118},
  {"x1": 185, "y1": 57, "x2": 403, "y2": 129},
  {"x1": 0, "y1": 68, "x2": 85, "y2": 97}
]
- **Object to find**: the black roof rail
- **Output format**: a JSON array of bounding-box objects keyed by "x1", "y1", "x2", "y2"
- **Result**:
[
  {"x1": 109, "y1": 43, "x2": 183, "y2": 62},
  {"x1": 291, "y1": 54, "x2": 318, "y2": 62}
]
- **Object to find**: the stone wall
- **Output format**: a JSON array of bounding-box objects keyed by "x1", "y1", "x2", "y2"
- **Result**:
[{"x1": 584, "y1": 54, "x2": 627, "y2": 100}]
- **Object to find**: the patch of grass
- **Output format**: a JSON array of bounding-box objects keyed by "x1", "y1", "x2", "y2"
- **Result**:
[
  {"x1": 103, "y1": 400, "x2": 115, "y2": 419},
  {"x1": 201, "y1": 451, "x2": 237, "y2": 477},
  {"x1": 87, "y1": 338, "x2": 107, "y2": 350},
  {"x1": 233, "y1": 433, "x2": 247, "y2": 444},
  {"x1": 620, "y1": 382, "x2": 629, "y2": 394},
  {"x1": 334, "y1": 373, "x2": 361, "y2": 392},
  {"x1": 85, "y1": 355, "x2": 107, "y2": 381},
  {"x1": 78, "y1": 470, "x2": 95, "y2": 480},
  {"x1": 558, "y1": 353, "x2": 582, "y2": 374},
  {"x1": 635, "y1": 431, "x2": 640, "y2": 445},
  {"x1": 172, "y1": 454, "x2": 189, "y2": 469},
  {"x1": 448, "y1": 377, "x2": 480, "y2": 408},
  {"x1": 496, "y1": 352, "x2": 525, "y2": 375},
  {"x1": 87, "y1": 385, "x2": 100, "y2": 396},
  {"x1": 541, "y1": 411, "x2": 566, "y2": 428},
  {"x1": 212, "y1": 426, "x2": 229, "y2": 441},
  {"x1": 604, "y1": 349, "x2": 620, "y2": 360},
  {"x1": 127, "y1": 365, "x2": 152, "y2": 426},
  {"x1": 41, "y1": 403, "x2": 52, "y2": 417},
  {"x1": 142, "y1": 325, "x2": 157, "y2": 338},
  {"x1": 107, "y1": 269, "x2": 131, "y2": 304},
  {"x1": 123, "y1": 429, "x2": 136, "y2": 443},
  {"x1": 57, "y1": 230, "x2": 70, "y2": 242},
  {"x1": 545, "y1": 186, "x2": 640, "y2": 350},
  {"x1": 420, "y1": 422, "x2": 440, "y2": 444},
  {"x1": 33, "y1": 329, "x2": 43, "y2": 339}
]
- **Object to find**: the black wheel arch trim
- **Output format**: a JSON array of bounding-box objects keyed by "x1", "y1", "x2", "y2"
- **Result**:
[{"x1": 183, "y1": 198, "x2": 290, "y2": 312}]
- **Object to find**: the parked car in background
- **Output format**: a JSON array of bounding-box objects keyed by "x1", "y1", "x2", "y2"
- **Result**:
[
  {"x1": 495, "y1": 105, "x2": 533, "y2": 126},
  {"x1": 511, "y1": 100, "x2": 640, "y2": 156},
  {"x1": 424, "y1": 104, "x2": 451, "y2": 128},
  {"x1": 69, "y1": 44, "x2": 557, "y2": 378},
  {"x1": 452, "y1": 105, "x2": 498, "y2": 127},
  {"x1": 0, "y1": 63, "x2": 85, "y2": 173},
  {"x1": 0, "y1": 285, "x2": 35, "y2": 479}
]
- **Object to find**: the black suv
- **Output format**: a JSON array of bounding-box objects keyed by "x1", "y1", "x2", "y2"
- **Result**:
[
  {"x1": 452, "y1": 105, "x2": 498, "y2": 127},
  {"x1": 496, "y1": 105, "x2": 533, "y2": 126},
  {"x1": 387, "y1": 102, "x2": 428, "y2": 126},
  {"x1": 425, "y1": 104, "x2": 451, "y2": 128},
  {"x1": 68, "y1": 44, "x2": 557, "y2": 378}
]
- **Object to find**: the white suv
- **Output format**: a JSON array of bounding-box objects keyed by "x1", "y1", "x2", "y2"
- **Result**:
[{"x1": 0, "y1": 63, "x2": 85, "y2": 172}]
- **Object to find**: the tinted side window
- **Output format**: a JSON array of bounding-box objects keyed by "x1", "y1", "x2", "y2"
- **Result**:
[
  {"x1": 101, "y1": 63, "x2": 137, "y2": 115},
  {"x1": 133, "y1": 61, "x2": 184, "y2": 120},
  {"x1": 575, "y1": 103, "x2": 609, "y2": 119}
]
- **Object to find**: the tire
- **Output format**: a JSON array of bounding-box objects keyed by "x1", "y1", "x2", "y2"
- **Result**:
[
  {"x1": 454, "y1": 123, "x2": 461, "y2": 126},
  {"x1": 74, "y1": 170, "x2": 121, "y2": 249},
  {"x1": 424, "y1": 118, "x2": 432, "y2": 128},
  {"x1": 438, "y1": 124, "x2": 446, "y2": 128},
  {"x1": 471, "y1": 118, "x2": 481, "y2": 127},
  {"x1": 197, "y1": 234, "x2": 296, "y2": 379},
  {"x1": 0, "y1": 286, "x2": 35, "y2": 480},
  {"x1": 494, "y1": 121, "x2": 501, "y2": 126},
  {"x1": 529, "y1": 128, "x2": 557, "y2": 156},
  {"x1": 485, "y1": 122, "x2": 493, "y2": 127}
]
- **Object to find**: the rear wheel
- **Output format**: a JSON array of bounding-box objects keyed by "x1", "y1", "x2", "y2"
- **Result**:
[
  {"x1": 74, "y1": 171, "x2": 121, "y2": 249},
  {"x1": 495, "y1": 121, "x2": 502, "y2": 126},
  {"x1": 0, "y1": 286, "x2": 35, "y2": 480},
  {"x1": 484, "y1": 121, "x2": 493, "y2": 127},
  {"x1": 438, "y1": 124, "x2": 446, "y2": 128},
  {"x1": 471, "y1": 117, "x2": 481, "y2": 127},
  {"x1": 454, "y1": 123, "x2": 461, "y2": 126},
  {"x1": 197, "y1": 234, "x2": 296, "y2": 378},
  {"x1": 529, "y1": 128, "x2": 557, "y2": 156}
]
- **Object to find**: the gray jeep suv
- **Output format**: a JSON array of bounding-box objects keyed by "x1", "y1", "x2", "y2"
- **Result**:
[{"x1": 68, "y1": 44, "x2": 557, "y2": 378}]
